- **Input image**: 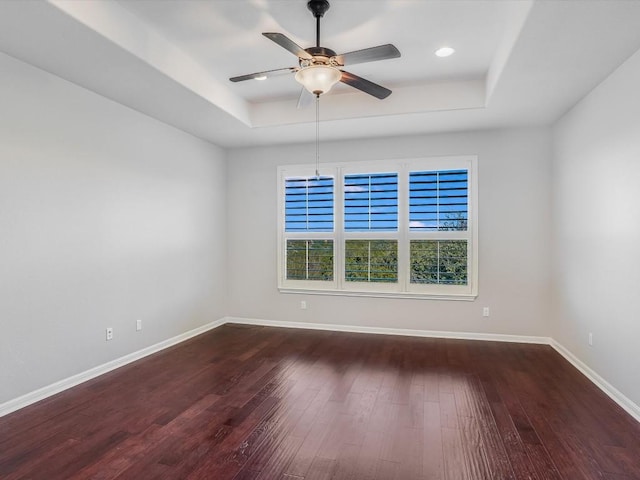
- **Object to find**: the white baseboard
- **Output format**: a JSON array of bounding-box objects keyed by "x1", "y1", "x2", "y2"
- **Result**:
[
  {"x1": 550, "y1": 339, "x2": 640, "y2": 423},
  {"x1": 3, "y1": 316, "x2": 638, "y2": 426},
  {"x1": 224, "y1": 316, "x2": 551, "y2": 344},
  {"x1": 0, "y1": 318, "x2": 226, "y2": 418}
]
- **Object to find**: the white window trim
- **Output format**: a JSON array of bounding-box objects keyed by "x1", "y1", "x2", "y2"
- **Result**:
[{"x1": 277, "y1": 156, "x2": 478, "y2": 300}]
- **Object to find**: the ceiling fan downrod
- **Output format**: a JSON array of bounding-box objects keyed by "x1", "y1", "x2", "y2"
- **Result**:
[{"x1": 307, "y1": 0, "x2": 330, "y2": 48}]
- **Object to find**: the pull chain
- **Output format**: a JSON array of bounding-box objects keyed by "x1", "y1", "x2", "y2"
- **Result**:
[{"x1": 315, "y1": 94, "x2": 320, "y2": 178}]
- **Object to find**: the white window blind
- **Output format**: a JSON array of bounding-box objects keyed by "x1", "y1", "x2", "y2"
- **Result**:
[
  {"x1": 344, "y1": 173, "x2": 398, "y2": 231},
  {"x1": 285, "y1": 176, "x2": 334, "y2": 232},
  {"x1": 409, "y1": 170, "x2": 468, "y2": 231}
]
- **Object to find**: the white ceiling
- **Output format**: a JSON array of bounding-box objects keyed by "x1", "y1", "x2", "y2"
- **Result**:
[{"x1": 2, "y1": 0, "x2": 640, "y2": 148}]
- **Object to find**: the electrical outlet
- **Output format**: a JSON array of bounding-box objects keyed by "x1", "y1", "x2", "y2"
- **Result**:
[
  {"x1": 588, "y1": 332, "x2": 593, "y2": 346},
  {"x1": 106, "y1": 327, "x2": 113, "y2": 341},
  {"x1": 482, "y1": 307, "x2": 490, "y2": 317},
  {"x1": 300, "y1": 301, "x2": 307, "y2": 310},
  {"x1": 136, "y1": 319, "x2": 142, "y2": 331}
]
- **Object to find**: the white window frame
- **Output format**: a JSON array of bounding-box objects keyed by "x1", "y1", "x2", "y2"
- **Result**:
[{"x1": 277, "y1": 156, "x2": 478, "y2": 300}]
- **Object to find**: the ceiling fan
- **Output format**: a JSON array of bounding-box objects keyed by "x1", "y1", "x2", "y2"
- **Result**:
[{"x1": 229, "y1": 0, "x2": 401, "y2": 106}]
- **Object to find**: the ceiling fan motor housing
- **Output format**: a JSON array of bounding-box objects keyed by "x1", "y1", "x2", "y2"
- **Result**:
[{"x1": 300, "y1": 46, "x2": 340, "y2": 68}]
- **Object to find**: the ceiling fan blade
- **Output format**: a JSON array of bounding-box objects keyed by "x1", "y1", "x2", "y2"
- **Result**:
[
  {"x1": 335, "y1": 44, "x2": 401, "y2": 66},
  {"x1": 229, "y1": 67, "x2": 297, "y2": 83},
  {"x1": 263, "y1": 33, "x2": 313, "y2": 60},
  {"x1": 297, "y1": 88, "x2": 315, "y2": 109},
  {"x1": 340, "y1": 71, "x2": 392, "y2": 99}
]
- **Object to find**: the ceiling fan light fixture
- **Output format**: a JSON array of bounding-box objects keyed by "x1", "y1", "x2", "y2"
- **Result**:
[
  {"x1": 295, "y1": 65, "x2": 341, "y2": 95},
  {"x1": 254, "y1": 75, "x2": 267, "y2": 81}
]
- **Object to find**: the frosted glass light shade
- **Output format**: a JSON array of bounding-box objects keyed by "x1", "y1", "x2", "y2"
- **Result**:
[{"x1": 295, "y1": 65, "x2": 341, "y2": 95}]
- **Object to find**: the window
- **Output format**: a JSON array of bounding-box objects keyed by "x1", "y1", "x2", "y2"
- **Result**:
[{"x1": 278, "y1": 157, "x2": 477, "y2": 299}]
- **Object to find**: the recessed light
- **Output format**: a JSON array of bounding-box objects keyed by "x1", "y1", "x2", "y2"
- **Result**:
[
  {"x1": 254, "y1": 75, "x2": 267, "y2": 81},
  {"x1": 435, "y1": 47, "x2": 455, "y2": 58}
]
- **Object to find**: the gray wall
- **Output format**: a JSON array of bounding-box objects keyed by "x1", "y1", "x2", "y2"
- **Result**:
[
  {"x1": 227, "y1": 128, "x2": 552, "y2": 337},
  {"x1": 0, "y1": 53, "x2": 228, "y2": 404},
  {"x1": 552, "y1": 48, "x2": 640, "y2": 406}
]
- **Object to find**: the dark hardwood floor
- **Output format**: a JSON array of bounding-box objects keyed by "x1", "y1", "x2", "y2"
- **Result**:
[{"x1": 1, "y1": 324, "x2": 639, "y2": 479}]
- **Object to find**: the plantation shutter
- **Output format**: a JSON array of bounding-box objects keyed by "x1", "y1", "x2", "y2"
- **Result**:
[
  {"x1": 285, "y1": 176, "x2": 334, "y2": 232},
  {"x1": 344, "y1": 173, "x2": 398, "y2": 231},
  {"x1": 409, "y1": 170, "x2": 468, "y2": 231}
]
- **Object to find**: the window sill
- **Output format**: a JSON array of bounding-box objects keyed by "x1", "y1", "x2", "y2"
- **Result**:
[{"x1": 278, "y1": 287, "x2": 477, "y2": 301}]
